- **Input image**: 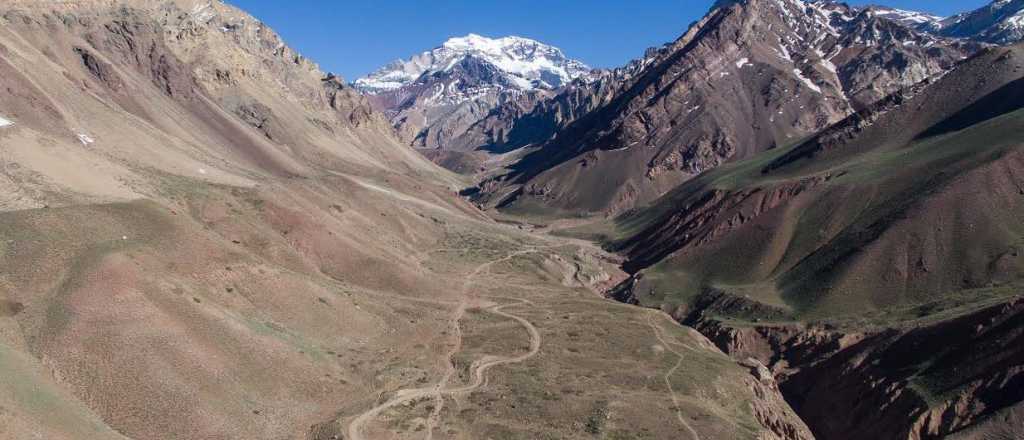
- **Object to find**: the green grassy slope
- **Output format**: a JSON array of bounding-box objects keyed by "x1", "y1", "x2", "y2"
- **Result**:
[{"x1": 607, "y1": 45, "x2": 1024, "y2": 323}]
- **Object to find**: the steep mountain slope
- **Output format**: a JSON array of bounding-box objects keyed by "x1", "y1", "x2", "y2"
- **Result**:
[
  {"x1": 355, "y1": 34, "x2": 592, "y2": 152},
  {"x1": 595, "y1": 44, "x2": 1024, "y2": 439},
  {"x1": 940, "y1": 0, "x2": 1024, "y2": 44},
  {"x1": 0, "y1": 0, "x2": 451, "y2": 212},
  {"x1": 0, "y1": 1, "x2": 808, "y2": 439},
  {"x1": 470, "y1": 0, "x2": 978, "y2": 217}
]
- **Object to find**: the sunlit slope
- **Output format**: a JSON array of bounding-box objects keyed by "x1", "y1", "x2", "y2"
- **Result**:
[{"x1": 0, "y1": 0, "x2": 457, "y2": 212}]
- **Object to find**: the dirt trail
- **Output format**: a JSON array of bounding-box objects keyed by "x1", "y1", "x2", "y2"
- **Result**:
[
  {"x1": 346, "y1": 249, "x2": 544, "y2": 440},
  {"x1": 646, "y1": 313, "x2": 702, "y2": 440},
  {"x1": 422, "y1": 283, "x2": 471, "y2": 440},
  {"x1": 421, "y1": 297, "x2": 463, "y2": 440}
]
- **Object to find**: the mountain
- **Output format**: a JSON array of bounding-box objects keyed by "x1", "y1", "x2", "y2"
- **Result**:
[
  {"x1": 0, "y1": 1, "x2": 809, "y2": 439},
  {"x1": 354, "y1": 34, "x2": 592, "y2": 151},
  {"x1": 355, "y1": 34, "x2": 591, "y2": 94},
  {"x1": 939, "y1": 0, "x2": 1024, "y2": 44},
  {"x1": 0, "y1": 0, "x2": 449, "y2": 208},
  {"x1": 427, "y1": 46, "x2": 665, "y2": 175},
  {"x1": 592, "y1": 43, "x2": 1024, "y2": 440},
  {"x1": 469, "y1": 0, "x2": 979, "y2": 217}
]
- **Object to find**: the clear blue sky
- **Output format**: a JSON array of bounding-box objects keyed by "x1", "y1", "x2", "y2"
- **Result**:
[{"x1": 226, "y1": 0, "x2": 991, "y2": 81}]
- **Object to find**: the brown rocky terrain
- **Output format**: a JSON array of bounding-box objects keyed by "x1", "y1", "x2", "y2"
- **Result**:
[
  {"x1": 0, "y1": 1, "x2": 813, "y2": 439},
  {"x1": 0, "y1": 0, "x2": 450, "y2": 210}
]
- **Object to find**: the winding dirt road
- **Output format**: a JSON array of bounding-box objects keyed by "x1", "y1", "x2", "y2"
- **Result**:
[
  {"x1": 346, "y1": 250, "x2": 544, "y2": 440},
  {"x1": 646, "y1": 313, "x2": 702, "y2": 440},
  {"x1": 422, "y1": 296, "x2": 465, "y2": 440}
]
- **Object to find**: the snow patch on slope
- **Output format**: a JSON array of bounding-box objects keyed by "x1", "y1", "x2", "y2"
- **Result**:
[
  {"x1": 793, "y1": 68, "x2": 822, "y2": 94},
  {"x1": 0, "y1": 115, "x2": 12, "y2": 128},
  {"x1": 999, "y1": 8, "x2": 1024, "y2": 30}
]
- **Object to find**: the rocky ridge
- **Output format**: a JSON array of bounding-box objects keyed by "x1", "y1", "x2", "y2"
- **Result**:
[
  {"x1": 940, "y1": 0, "x2": 1024, "y2": 44},
  {"x1": 469, "y1": 0, "x2": 978, "y2": 216}
]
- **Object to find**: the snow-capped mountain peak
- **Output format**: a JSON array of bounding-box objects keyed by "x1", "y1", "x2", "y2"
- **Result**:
[
  {"x1": 353, "y1": 34, "x2": 593, "y2": 151},
  {"x1": 354, "y1": 34, "x2": 591, "y2": 94}
]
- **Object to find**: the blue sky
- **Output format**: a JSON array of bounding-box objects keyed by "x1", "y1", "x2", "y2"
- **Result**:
[{"x1": 227, "y1": 0, "x2": 991, "y2": 81}]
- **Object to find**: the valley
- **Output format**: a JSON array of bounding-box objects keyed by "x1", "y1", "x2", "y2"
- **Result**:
[{"x1": 1, "y1": 0, "x2": 1024, "y2": 439}]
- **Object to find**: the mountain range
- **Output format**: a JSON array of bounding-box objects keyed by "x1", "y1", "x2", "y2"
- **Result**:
[
  {"x1": 471, "y1": 0, "x2": 980, "y2": 216},
  {"x1": 2, "y1": 0, "x2": 1024, "y2": 439},
  {"x1": 358, "y1": 0, "x2": 1024, "y2": 218},
  {"x1": 355, "y1": 34, "x2": 592, "y2": 154}
]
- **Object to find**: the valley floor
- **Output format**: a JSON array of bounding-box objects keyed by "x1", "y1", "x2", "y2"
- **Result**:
[{"x1": 0, "y1": 174, "x2": 806, "y2": 440}]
